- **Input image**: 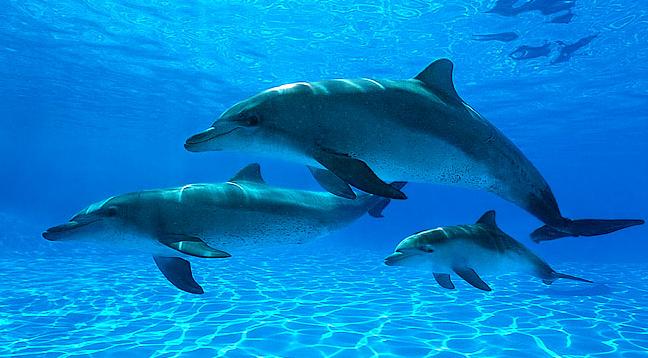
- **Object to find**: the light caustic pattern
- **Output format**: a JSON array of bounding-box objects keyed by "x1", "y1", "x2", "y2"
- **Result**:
[{"x1": 1, "y1": 249, "x2": 646, "y2": 357}]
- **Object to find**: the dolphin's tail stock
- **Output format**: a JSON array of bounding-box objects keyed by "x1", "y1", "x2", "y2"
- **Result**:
[
  {"x1": 531, "y1": 218, "x2": 644, "y2": 243},
  {"x1": 542, "y1": 270, "x2": 593, "y2": 285},
  {"x1": 366, "y1": 182, "x2": 408, "y2": 218}
]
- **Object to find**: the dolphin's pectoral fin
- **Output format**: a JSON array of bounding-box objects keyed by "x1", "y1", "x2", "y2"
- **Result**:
[
  {"x1": 452, "y1": 267, "x2": 492, "y2": 291},
  {"x1": 433, "y1": 273, "x2": 455, "y2": 290},
  {"x1": 153, "y1": 256, "x2": 204, "y2": 294},
  {"x1": 229, "y1": 163, "x2": 265, "y2": 184},
  {"x1": 160, "y1": 234, "x2": 231, "y2": 258},
  {"x1": 313, "y1": 148, "x2": 406, "y2": 200},
  {"x1": 307, "y1": 166, "x2": 356, "y2": 199}
]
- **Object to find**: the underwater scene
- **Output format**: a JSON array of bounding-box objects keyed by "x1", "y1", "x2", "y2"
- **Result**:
[{"x1": 1, "y1": 0, "x2": 647, "y2": 357}]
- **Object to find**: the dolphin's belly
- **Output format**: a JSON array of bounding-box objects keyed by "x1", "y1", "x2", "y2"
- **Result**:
[
  {"x1": 173, "y1": 211, "x2": 340, "y2": 252},
  {"x1": 431, "y1": 240, "x2": 536, "y2": 276},
  {"x1": 326, "y1": 122, "x2": 496, "y2": 191},
  {"x1": 464, "y1": 250, "x2": 534, "y2": 276},
  {"x1": 307, "y1": 89, "x2": 499, "y2": 191},
  {"x1": 79, "y1": 231, "x2": 182, "y2": 257},
  {"x1": 366, "y1": 132, "x2": 494, "y2": 189}
]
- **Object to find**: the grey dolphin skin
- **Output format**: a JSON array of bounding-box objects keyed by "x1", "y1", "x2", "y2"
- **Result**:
[
  {"x1": 184, "y1": 58, "x2": 643, "y2": 242},
  {"x1": 384, "y1": 211, "x2": 592, "y2": 291},
  {"x1": 43, "y1": 164, "x2": 405, "y2": 294}
]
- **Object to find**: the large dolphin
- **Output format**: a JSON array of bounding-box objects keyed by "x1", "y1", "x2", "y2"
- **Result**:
[
  {"x1": 43, "y1": 164, "x2": 404, "y2": 294},
  {"x1": 384, "y1": 211, "x2": 592, "y2": 291},
  {"x1": 185, "y1": 58, "x2": 643, "y2": 242}
]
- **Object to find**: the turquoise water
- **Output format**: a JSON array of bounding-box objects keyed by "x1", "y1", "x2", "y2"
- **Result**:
[
  {"x1": 2, "y1": 0, "x2": 648, "y2": 357},
  {"x1": 3, "y1": 250, "x2": 648, "y2": 357}
]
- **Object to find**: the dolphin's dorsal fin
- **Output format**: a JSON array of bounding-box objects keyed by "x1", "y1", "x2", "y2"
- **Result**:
[
  {"x1": 229, "y1": 163, "x2": 265, "y2": 184},
  {"x1": 476, "y1": 210, "x2": 497, "y2": 227},
  {"x1": 414, "y1": 59, "x2": 462, "y2": 105}
]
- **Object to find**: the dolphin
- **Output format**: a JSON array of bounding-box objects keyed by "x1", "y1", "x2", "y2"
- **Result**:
[
  {"x1": 184, "y1": 58, "x2": 643, "y2": 242},
  {"x1": 384, "y1": 211, "x2": 592, "y2": 291},
  {"x1": 43, "y1": 164, "x2": 405, "y2": 294}
]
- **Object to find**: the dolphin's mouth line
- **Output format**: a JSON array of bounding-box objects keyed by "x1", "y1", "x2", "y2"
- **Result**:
[
  {"x1": 186, "y1": 127, "x2": 241, "y2": 145},
  {"x1": 46, "y1": 218, "x2": 100, "y2": 233},
  {"x1": 384, "y1": 251, "x2": 415, "y2": 264}
]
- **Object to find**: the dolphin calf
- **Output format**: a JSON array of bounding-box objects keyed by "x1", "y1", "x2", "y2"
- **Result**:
[
  {"x1": 185, "y1": 58, "x2": 643, "y2": 242},
  {"x1": 43, "y1": 164, "x2": 404, "y2": 294},
  {"x1": 384, "y1": 211, "x2": 592, "y2": 291}
]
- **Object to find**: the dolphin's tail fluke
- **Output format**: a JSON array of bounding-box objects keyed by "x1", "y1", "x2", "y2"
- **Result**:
[
  {"x1": 367, "y1": 182, "x2": 407, "y2": 218},
  {"x1": 531, "y1": 218, "x2": 644, "y2": 243}
]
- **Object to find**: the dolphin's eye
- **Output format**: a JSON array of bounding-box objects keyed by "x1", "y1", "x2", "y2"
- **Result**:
[
  {"x1": 235, "y1": 113, "x2": 260, "y2": 127},
  {"x1": 420, "y1": 245, "x2": 434, "y2": 253},
  {"x1": 105, "y1": 207, "x2": 118, "y2": 217},
  {"x1": 247, "y1": 114, "x2": 260, "y2": 126}
]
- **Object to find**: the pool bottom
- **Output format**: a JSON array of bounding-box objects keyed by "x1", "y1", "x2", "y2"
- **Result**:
[{"x1": 1, "y1": 248, "x2": 646, "y2": 357}]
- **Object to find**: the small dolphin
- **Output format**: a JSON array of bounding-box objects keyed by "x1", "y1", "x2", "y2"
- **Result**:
[
  {"x1": 185, "y1": 58, "x2": 643, "y2": 241},
  {"x1": 43, "y1": 164, "x2": 404, "y2": 294},
  {"x1": 384, "y1": 211, "x2": 592, "y2": 291}
]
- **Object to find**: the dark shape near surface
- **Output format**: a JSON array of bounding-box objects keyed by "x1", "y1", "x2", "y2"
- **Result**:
[
  {"x1": 551, "y1": 34, "x2": 598, "y2": 64},
  {"x1": 509, "y1": 43, "x2": 552, "y2": 60},
  {"x1": 550, "y1": 11, "x2": 574, "y2": 23},
  {"x1": 153, "y1": 256, "x2": 204, "y2": 294},
  {"x1": 473, "y1": 32, "x2": 519, "y2": 42},
  {"x1": 487, "y1": 0, "x2": 575, "y2": 20}
]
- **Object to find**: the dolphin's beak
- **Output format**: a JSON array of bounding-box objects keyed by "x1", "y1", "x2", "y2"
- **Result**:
[
  {"x1": 185, "y1": 127, "x2": 217, "y2": 151},
  {"x1": 384, "y1": 251, "x2": 407, "y2": 266},
  {"x1": 42, "y1": 220, "x2": 97, "y2": 241},
  {"x1": 184, "y1": 126, "x2": 241, "y2": 152}
]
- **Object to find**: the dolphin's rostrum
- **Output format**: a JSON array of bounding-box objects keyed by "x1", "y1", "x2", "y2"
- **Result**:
[
  {"x1": 384, "y1": 211, "x2": 593, "y2": 291},
  {"x1": 185, "y1": 58, "x2": 643, "y2": 242},
  {"x1": 43, "y1": 164, "x2": 404, "y2": 294}
]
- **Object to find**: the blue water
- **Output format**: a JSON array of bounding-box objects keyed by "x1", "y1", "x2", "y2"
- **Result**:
[{"x1": 1, "y1": 1, "x2": 647, "y2": 357}]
